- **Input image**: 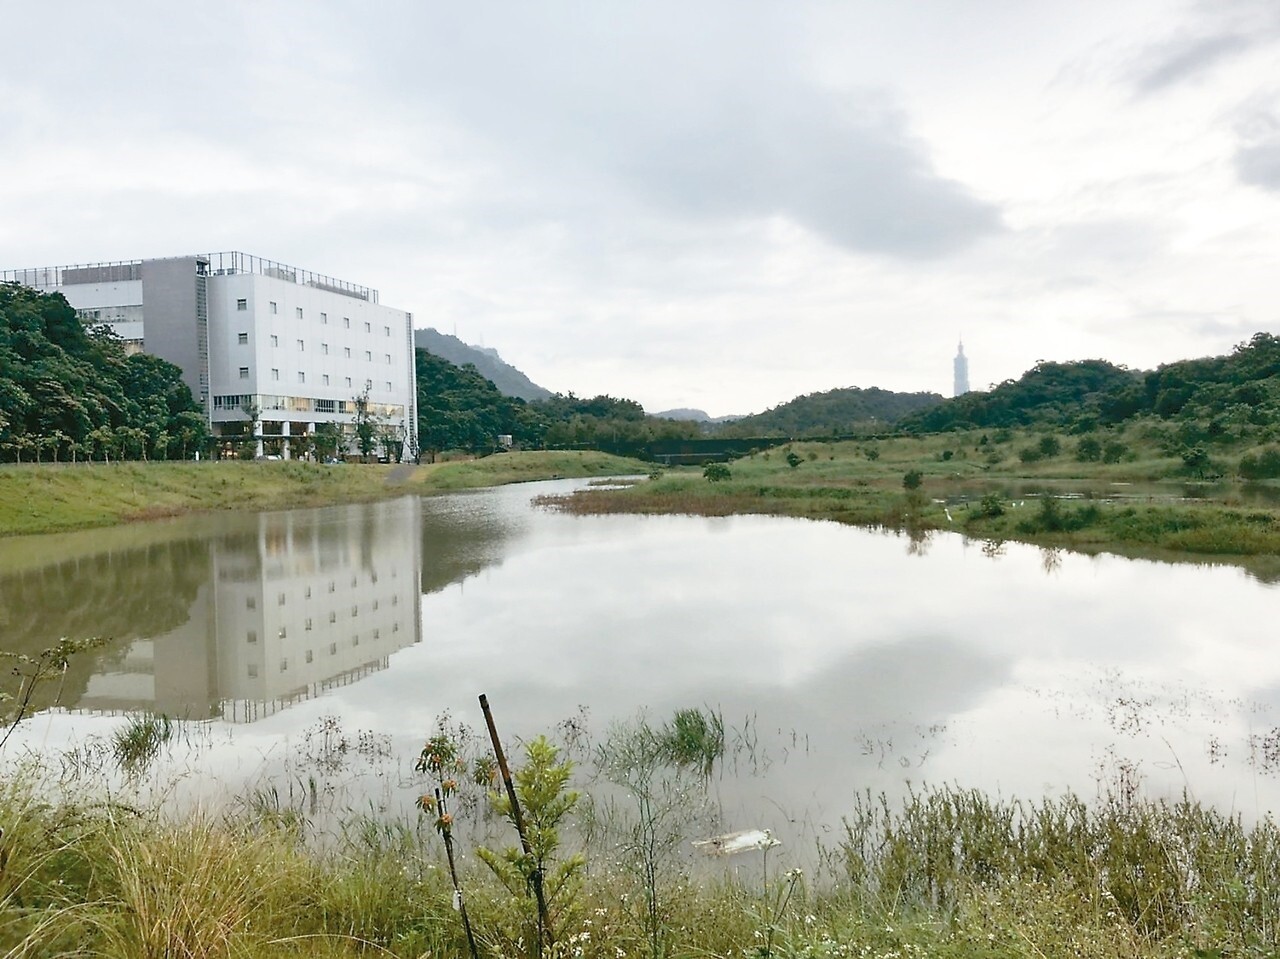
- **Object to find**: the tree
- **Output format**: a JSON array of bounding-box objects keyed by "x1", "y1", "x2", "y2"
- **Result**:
[
  {"x1": 351, "y1": 388, "x2": 381, "y2": 461},
  {"x1": 314, "y1": 422, "x2": 342, "y2": 462}
]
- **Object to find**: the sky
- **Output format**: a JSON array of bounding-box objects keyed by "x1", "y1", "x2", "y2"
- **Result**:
[{"x1": 2, "y1": 1, "x2": 1278, "y2": 417}]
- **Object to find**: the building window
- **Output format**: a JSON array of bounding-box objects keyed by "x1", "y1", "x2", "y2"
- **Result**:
[
  {"x1": 246, "y1": 596, "x2": 256, "y2": 609},
  {"x1": 280, "y1": 658, "x2": 288, "y2": 672},
  {"x1": 328, "y1": 611, "x2": 336, "y2": 623},
  {"x1": 384, "y1": 353, "x2": 391, "y2": 363},
  {"x1": 247, "y1": 630, "x2": 257, "y2": 644},
  {"x1": 305, "y1": 650, "x2": 314, "y2": 664},
  {"x1": 320, "y1": 312, "x2": 327, "y2": 324},
  {"x1": 385, "y1": 381, "x2": 391, "y2": 391},
  {"x1": 238, "y1": 367, "x2": 249, "y2": 379},
  {"x1": 298, "y1": 371, "x2": 305, "y2": 383},
  {"x1": 278, "y1": 592, "x2": 286, "y2": 605},
  {"x1": 329, "y1": 642, "x2": 337, "y2": 655},
  {"x1": 384, "y1": 326, "x2": 391, "y2": 336},
  {"x1": 270, "y1": 334, "x2": 279, "y2": 347},
  {"x1": 305, "y1": 618, "x2": 313, "y2": 631},
  {"x1": 322, "y1": 374, "x2": 330, "y2": 385},
  {"x1": 237, "y1": 332, "x2": 248, "y2": 345},
  {"x1": 343, "y1": 317, "x2": 350, "y2": 328},
  {"x1": 344, "y1": 376, "x2": 352, "y2": 387},
  {"x1": 271, "y1": 368, "x2": 279, "y2": 381},
  {"x1": 295, "y1": 307, "x2": 303, "y2": 319},
  {"x1": 269, "y1": 301, "x2": 278, "y2": 314},
  {"x1": 364, "y1": 351, "x2": 372, "y2": 361},
  {"x1": 321, "y1": 343, "x2": 329, "y2": 355},
  {"x1": 343, "y1": 347, "x2": 351, "y2": 358},
  {"x1": 364, "y1": 321, "x2": 371, "y2": 333},
  {"x1": 295, "y1": 339, "x2": 303, "y2": 351},
  {"x1": 236, "y1": 298, "x2": 247, "y2": 311},
  {"x1": 279, "y1": 626, "x2": 287, "y2": 639},
  {"x1": 247, "y1": 663, "x2": 258, "y2": 678}
]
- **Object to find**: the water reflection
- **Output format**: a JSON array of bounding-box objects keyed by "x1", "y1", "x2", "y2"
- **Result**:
[{"x1": 1, "y1": 498, "x2": 430, "y2": 722}]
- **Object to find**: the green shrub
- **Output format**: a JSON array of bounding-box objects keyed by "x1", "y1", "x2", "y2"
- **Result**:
[{"x1": 702, "y1": 463, "x2": 731, "y2": 482}]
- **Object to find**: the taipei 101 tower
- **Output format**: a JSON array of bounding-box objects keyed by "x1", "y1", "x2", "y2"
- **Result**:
[{"x1": 953, "y1": 339, "x2": 970, "y2": 397}]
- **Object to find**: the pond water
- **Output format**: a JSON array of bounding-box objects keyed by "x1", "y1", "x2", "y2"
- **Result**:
[{"x1": 3, "y1": 478, "x2": 1279, "y2": 858}]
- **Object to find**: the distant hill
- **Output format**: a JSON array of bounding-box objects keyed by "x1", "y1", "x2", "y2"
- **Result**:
[
  {"x1": 715, "y1": 386, "x2": 944, "y2": 437},
  {"x1": 413, "y1": 328, "x2": 552, "y2": 401},
  {"x1": 653, "y1": 408, "x2": 744, "y2": 423}
]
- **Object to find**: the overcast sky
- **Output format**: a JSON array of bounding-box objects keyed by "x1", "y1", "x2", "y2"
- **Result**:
[{"x1": 3, "y1": 1, "x2": 1278, "y2": 416}]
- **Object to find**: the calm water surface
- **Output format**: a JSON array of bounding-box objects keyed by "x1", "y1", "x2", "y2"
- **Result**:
[{"x1": 4, "y1": 478, "x2": 1278, "y2": 851}]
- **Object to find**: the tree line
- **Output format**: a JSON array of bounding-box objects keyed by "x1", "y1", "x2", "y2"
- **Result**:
[{"x1": 0, "y1": 283, "x2": 208, "y2": 463}]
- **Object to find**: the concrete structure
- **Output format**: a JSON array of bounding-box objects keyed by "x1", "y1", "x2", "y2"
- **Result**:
[
  {"x1": 953, "y1": 339, "x2": 970, "y2": 397},
  {"x1": 1, "y1": 252, "x2": 418, "y2": 459}
]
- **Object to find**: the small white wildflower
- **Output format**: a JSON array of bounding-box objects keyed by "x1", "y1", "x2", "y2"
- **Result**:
[{"x1": 804, "y1": 914, "x2": 817, "y2": 925}]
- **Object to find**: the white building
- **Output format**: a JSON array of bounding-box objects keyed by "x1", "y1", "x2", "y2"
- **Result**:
[{"x1": 1, "y1": 252, "x2": 418, "y2": 459}]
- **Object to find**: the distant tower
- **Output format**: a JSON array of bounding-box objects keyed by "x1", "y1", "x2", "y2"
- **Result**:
[{"x1": 953, "y1": 339, "x2": 970, "y2": 397}]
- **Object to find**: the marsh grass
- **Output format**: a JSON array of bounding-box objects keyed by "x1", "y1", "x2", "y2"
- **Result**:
[
  {"x1": 0, "y1": 758, "x2": 1278, "y2": 958},
  {"x1": 111, "y1": 713, "x2": 174, "y2": 776}
]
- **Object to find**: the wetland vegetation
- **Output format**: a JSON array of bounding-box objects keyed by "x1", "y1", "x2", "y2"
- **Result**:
[{"x1": 2, "y1": 704, "x2": 1279, "y2": 959}]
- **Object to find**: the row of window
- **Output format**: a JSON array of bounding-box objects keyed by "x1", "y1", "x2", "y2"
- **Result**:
[
  {"x1": 248, "y1": 593, "x2": 396, "y2": 612},
  {"x1": 237, "y1": 331, "x2": 395, "y2": 364},
  {"x1": 235, "y1": 298, "x2": 394, "y2": 337},
  {"x1": 243, "y1": 627, "x2": 402, "y2": 678},
  {"x1": 244, "y1": 622, "x2": 394, "y2": 642},
  {"x1": 235, "y1": 366, "x2": 394, "y2": 390},
  {"x1": 211, "y1": 394, "x2": 406, "y2": 418}
]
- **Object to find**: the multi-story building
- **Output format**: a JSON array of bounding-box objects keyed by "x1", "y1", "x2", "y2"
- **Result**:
[{"x1": 1, "y1": 252, "x2": 418, "y2": 459}]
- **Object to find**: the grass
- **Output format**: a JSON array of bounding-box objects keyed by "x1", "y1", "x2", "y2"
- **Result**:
[
  {"x1": 0, "y1": 762, "x2": 1277, "y2": 958},
  {"x1": 536, "y1": 430, "x2": 1280, "y2": 577},
  {"x1": 0, "y1": 452, "x2": 647, "y2": 539}
]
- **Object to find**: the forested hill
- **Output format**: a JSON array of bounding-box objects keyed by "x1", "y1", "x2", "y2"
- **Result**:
[
  {"x1": 715, "y1": 386, "x2": 944, "y2": 437},
  {"x1": 897, "y1": 333, "x2": 1280, "y2": 433},
  {"x1": 413, "y1": 328, "x2": 552, "y2": 402}
]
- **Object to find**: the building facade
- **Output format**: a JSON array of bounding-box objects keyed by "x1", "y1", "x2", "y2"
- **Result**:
[{"x1": 1, "y1": 252, "x2": 418, "y2": 459}]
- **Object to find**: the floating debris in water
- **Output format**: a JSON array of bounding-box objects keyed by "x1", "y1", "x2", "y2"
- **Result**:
[{"x1": 693, "y1": 828, "x2": 780, "y2": 856}]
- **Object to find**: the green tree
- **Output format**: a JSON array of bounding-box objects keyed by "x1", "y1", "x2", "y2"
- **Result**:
[
  {"x1": 477, "y1": 737, "x2": 585, "y2": 954},
  {"x1": 351, "y1": 388, "x2": 381, "y2": 461}
]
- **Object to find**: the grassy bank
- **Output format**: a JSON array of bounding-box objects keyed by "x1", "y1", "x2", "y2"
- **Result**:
[
  {"x1": 0, "y1": 451, "x2": 646, "y2": 538},
  {"x1": 538, "y1": 431, "x2": 1280, "y2": 577},
  {"x1": 1, "y1": 764, "x2": 1276, "y2": 958}
]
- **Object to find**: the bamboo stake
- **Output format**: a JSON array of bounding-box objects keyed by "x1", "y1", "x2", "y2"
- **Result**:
[
  {"x1": 479, "y1": 693, "x2": 552, "y2": 955},
  {"x1": 437, "y1": 787, "x2": 480, "y2": 959}
]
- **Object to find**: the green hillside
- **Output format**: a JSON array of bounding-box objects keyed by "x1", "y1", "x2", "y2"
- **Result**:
[{"x1": 716, "y1": 385, "x2": 944, "y2": 437}]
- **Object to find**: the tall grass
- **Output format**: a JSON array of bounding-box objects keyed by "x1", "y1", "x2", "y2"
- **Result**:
[{"x1": 2, "y1": 747, "x2": 1280, "y2": 957}]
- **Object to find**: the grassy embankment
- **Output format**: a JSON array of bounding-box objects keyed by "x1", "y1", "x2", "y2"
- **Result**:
[
  {"x1": 1, "y1": 760, "x2": 1277, "y2": 959},
  {"x1": 0, "y1": 451, "x2": 646, "y2": 538},
  {"x1": 540, "y1": 427, "x2": 1280, "y2": 576}
]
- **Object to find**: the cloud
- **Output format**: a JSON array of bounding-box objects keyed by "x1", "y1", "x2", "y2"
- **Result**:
[
  {"x1": 361, "y1": 2, "x2": 1003, "y2": 260},
  {"x1": 1235, "y1": 139, "x2": 1280, "y2": 190},
  {"x1": 1131, "y1": 31, "x2": 1256, "y2": 93}
]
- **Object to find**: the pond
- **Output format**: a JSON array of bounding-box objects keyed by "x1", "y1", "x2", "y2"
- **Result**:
[{"x1": 3, "y1": 478, "x2": 1278, "y2": 859}]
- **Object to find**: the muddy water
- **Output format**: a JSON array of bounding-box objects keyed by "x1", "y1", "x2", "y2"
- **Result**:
[{"x1": 3, "y1": 478, "x2": 1278, "y2": 854}]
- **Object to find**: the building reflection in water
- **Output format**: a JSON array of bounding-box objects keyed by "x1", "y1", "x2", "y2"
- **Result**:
[{"x1": 74, "y1": 499, "x2": 424, "y2": 722}]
